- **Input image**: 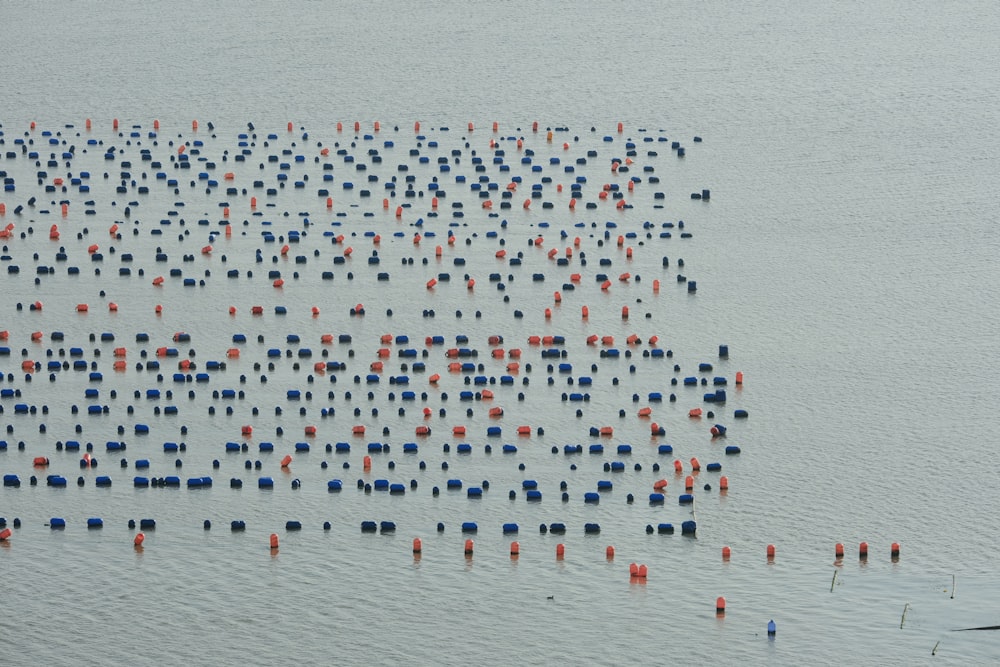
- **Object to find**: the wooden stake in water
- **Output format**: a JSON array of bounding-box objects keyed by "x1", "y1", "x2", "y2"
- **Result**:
[
  {"x1": 932, "y1": 641, "x2": 940, "y2": 656},
  {"x1": 951, "y1": 574, "x2": 956, "y2": 600},
  {"x1": 900, "y1": 603, "x2": 909, "y2": 629},
  {"x1": 830, "y1": 570, "x2": 838, "y2": 592}
]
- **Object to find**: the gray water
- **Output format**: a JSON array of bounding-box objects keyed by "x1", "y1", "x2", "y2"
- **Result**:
[{"x1": 1, "y1": 1, "x2": 999, "y2": 664}]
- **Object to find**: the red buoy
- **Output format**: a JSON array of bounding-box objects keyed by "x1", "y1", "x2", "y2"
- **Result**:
[
  {"x1": 722, "y1": 546, "x2": 731, "y2": 560},
  {"x1": 269, "y1": 533, "x2": 279, "y2": 550},
  {"x1": 413, "y1": 537, "x2": 422, "y2": 554},
  {"x1": 606, "y1": 545, "x2": 615, "y2": 560},
  {"x1": 464, "y1": 539, "x2": 474, "y2": 555},
  {"x1": 716, "y1": 596, "x2": 726, "y2": 614}
]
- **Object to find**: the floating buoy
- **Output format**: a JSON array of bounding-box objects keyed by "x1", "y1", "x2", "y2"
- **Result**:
[
  {"x1": 722, "y1": 546, "x2": 731, "y2": 560},
  {"x1": 606, "y1": 545, "x2": 615, "y2": 560},
  {"x1": 510, "y1": 541, "x2": 520, "y2": 557},
  {"x1": 134, "y1": 533, "x2": 145, "y2": 547},
  {"x1": 280, "y1": 454, "x2": 292, "y2": 468},
  {"x1": 464, "y1": 539, "x2": 474, "y2": 555},
  {"x1": 716, "y1": 596, "x2": 726, "y2": 615},
  {"x1": 556, "y1": 543, "x2": 565, "y2": 559},
  {"x1": 269, "y1": 533, "x2": 279, "y2": 550},
  {"x1": 891, "y1": 542, "x2": 900, "y2": 559},
  {"x1": 0, "y1": 528, "x2": 11, "y2": 541},
  {"x1": 767, "y1": 544, "x2": 776, "y2": 560},
  {"x1": 835, "y1": 543, "x2": 844, "y2": 559},
  {"x1": 859, "y1": 541, "x2": 868, "y2": 560},
  {"x1": 413, "y1": 537, "x2": 422, "y2": 554}
]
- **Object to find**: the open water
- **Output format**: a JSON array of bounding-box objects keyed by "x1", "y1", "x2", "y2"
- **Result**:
[{"x1": 1, "y1": 1, "x2": 999, "y2": 665}]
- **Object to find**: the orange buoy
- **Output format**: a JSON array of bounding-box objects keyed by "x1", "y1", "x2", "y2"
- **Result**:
[
  {"x1": 617, "y1": 121, "x2": 623, "y2": 133},
  {"x1": 452, "y1": 425, "x2": 467, "y2": 436},
  {"x1": 835, "y1": 543, "x2": 844, "y2": 559},
  {"x1": 736, "y1": 371, "x2": 744, "y2": 385},
  {"x1": 113, "y1": 347, "x2": 126, "y2": 358},
  {"x1": 273, "y1": 279, "x2": 284, "y2": 288},
  {"x1": 414, "y1": 121, "x2": 421, "y2": 132},
  {"x1": 719, "y1": 476, "x2": 729, "y2": 490},
  {"x1": 363, "y1": 455, "x2": 372, "y2": 470},
  {"x1": 429, "y1": 373, "x2": 441, "y2": 383},
  {"x1": 568, "y1": 198, "x2": 576, "y2": 210},
  {"x1": 556, "y1": 543, "x2": 565, "y2": 559},
  {"x1": 621, "y1": 306, "x2": 629, "y2": 319},
  {"x1": 242, "y1": 425, "x2": 253, "y2": 436},
  {"x1": 413, "y1": 537, "x2": 422, "y2": 554},
  {"x1": 250, "y1": 196, "x2": 257, "y2": 209},
  {"x1": 33, "y1": 456, "x2": 49, "y2": 467},
  {"x1": 767, "y1": 544, "x2": 776, "y2": 560},
  {"x1": 532, "y1": 121, "x2": 539, "y2": 132},
  {"x1": 415, "y1": 425, "x2": 431, "y2": 436},
  {"x1": 467, "y1": 122, "x2": 474, "y2": 132},
  {"x1": 269, "y1": 533, "x2": 279, "y2": 550},
  {"x1": 112, "y1": 118, "x2": 118, "y2": 129},
  {"x1": 689, "y1": 408, "x2": 703, "y2": 418},
  {"x1": 353, "y1": 425, "x2": 366, "y2": 436},
  {"x1": 510, "y1": 541, "x2": 520, "y2": 557},
  {"x1": 432, "y1": 197, "x2": 439, "y2": 209},
  {"x1": 87, "y1": 244, "x2": 99, "y2": 254},
  {"x1": 685, "y1": 475, "x2": 694, "y2": 491},
  {"x1": 85, "y1": 118, "x2": 92, "y2": 129},
  {"x1": 716, "y1": 596, "x2": 726, "y2": 614},
  {"x1": 544, "y1": 308, "x2": 552, "y2": 319},
  {"x1": 553, "y1": 291, "x2": 562, "y2": 303},
  {"x1": 50, "y1": 224, "x2": 60, "y2": 239},
  {"x1": 690, "y1": 457, "x2": 701, "y2": 471},
  {"x1": 516, "y1": 425, "x2": 531, "y2": 436},
  {"x1": 227, "y1": 348, "x2": 240, "y2": 358},
  {"x1": 0, "y1": 527, "x2": 11, "y2": 541},
  {"x1": 629, "y1": 562, "x2": 639, "y2": 576},
  {"x1": 859, "y1": 541, "x2": 869, "y2": 559},
  {"x1": 354, "y1": 121, "x2": 360, "y2": 132},
  {"x1": 426, "y1": 278, "x2": 437, "y2": 289},
  {"x1": 396, "y1": 206, "x2": 403, "y2": 219},
  {"x1": 722, "y1": 546, "x2": 731, "y2": 560},
  {"x1": 21, "y1": 360, "x2": 35, "y2": 372},
  {"x1": 134, "y1": 533, "x2": 145, "y2": 547},
  {"x1": 337, "y1": 122, "x2": 343, "y2": 132},
  {"x1": 581, "y1": 305, "x2": 589, "y2": 319},
  {"x1": 653, "y1": 279, "x2": 660, "y2": 293},
  {"x1": 600, "y1": 280, "x2": 611, "y2": 291},
  {"x1": 31, "y1": 330, "x2": 43, "y2": 340},
  {"x1": 153, "y1": 119, "x2": 159, "y2": 129},
  {"x1": 606, "y1": 545, "x2": 615, "y2": 560},
  {"x1": 599, "y1": 426, "x2": 614, "y2": 436},
  {"x1": 523, "y1": 198, "x2": 531, "y2": 209},
  {"x1": 192, "y1": 119, "x2": 198, "y2": 130},
  {"x1": 152, "y1": 276, "x2": 164, "y2": 286},
  {"x1": 637, "y1": 564, "x2": 648, "y2": 579},
  {"x1": 304, "y1": 425, "x2": 317, "y2": 436},
  {"x1": 326, "y1": 197, "x2": 333, "y2": 209},
  {"x1": 492, "y1": 121, "x2": 498, "y2": 132},
  {"x1": 311, "y1": 306, "x2": 320, "y2": 316},
  {"x1": 891, "y1": 542, "x2": 901, "y2": 559},
  {"x1": 201, "y1": 244, "x2": 213, "y2": 255},
  {"x1": 464, "y1": 539, "x2": 474, "y2": 555},
  {"x1": 76, "y1": 304, "x2": 89, "y2": 312},
  {"x1": 652, "y1": 479, "x2": 667, "y2": 490}
]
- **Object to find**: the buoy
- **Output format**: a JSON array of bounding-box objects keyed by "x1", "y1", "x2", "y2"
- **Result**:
[
  {"x1": 716, "y1": 596, "x2": 726, "y2": 614},
  {"x1": 722, "y1": 546, "x2": 731, "y2": 560},
  {"x1": 0, "y1": 528, "x2": 11, "y2": 541},
  {"x1": 269, "y1": 533, "x2": 279, "y2": 550},
  {"x1": 363, "y1": 455, "x2": 372, "y2": 470},
  {"x1": 736, "y1": 371, "x2": 744, "y2": 385},
  {"x1": 280, "y1": 454, "x2": 292, "y2": 468},
  {"x1": 606, "y1": 545, "x2": 615, "y2": 560},
  {"x1": 464, "y1": 539, "x2": 474, "y2": 555},
  {"x1": 859, "y1": 541, "x2": 868, "y2": 560},
  {"x1": 719, "y1": 476, "x2": 729, "y2": 490},
  {"x1": 556, "y1": 543, "x2": 565, "y2": 559},
  {"x1": 134, "y1": 533, "x2": 145, "y2": 546},
  {"x1": 510, "y1": 541, "x2": 520, "y2": 556},
  {"x1": 835, "y1": 543, "x2": 844, "y2": 559},
  {"x1": 891, "y1": 542, "x2": 900, "y2": 559},
  {"x1": 768, "y1": 620, "x2": 776, "y2": 636},
  {"x1": 767, "y1": 544, "x2": 776, "y2": 560},
  {"x1": 413, "y1": 537, "x2": 422, "y2": 554}
]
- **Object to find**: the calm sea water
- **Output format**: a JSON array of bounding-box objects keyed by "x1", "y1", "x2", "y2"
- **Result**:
[{"x1": 2, "y1": 1, "x2": 999, "y2": 665}]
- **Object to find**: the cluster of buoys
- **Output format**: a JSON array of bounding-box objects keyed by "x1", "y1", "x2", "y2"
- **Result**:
[{"x1": 0, "y1": 119, "x2": 766, "y2": 578}]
